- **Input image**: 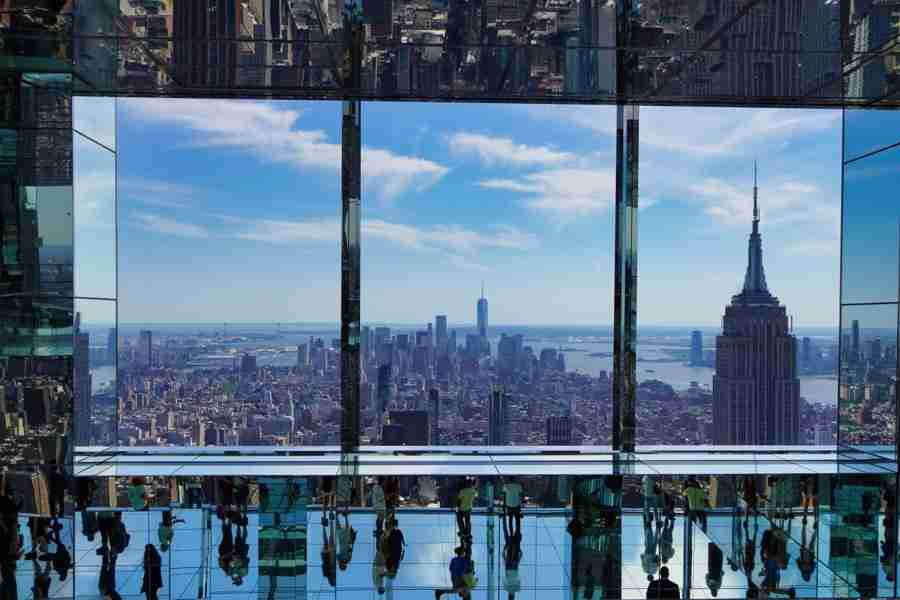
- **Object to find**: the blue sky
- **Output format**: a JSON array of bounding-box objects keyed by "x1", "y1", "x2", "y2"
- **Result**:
[{"x1": 73, "y1": 99, "x2": 843, "y2": 327}]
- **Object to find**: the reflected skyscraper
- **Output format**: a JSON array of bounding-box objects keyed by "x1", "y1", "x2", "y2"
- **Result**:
[
  {"x1": 713, "y1": 165, "x2": 800, "y2": 445},
  {"x1": 477, "y1": 282, "x2": 489, "y2": 344},
  {"x1": 74, "y1": 313, "x2": 92, "y2": 446}
]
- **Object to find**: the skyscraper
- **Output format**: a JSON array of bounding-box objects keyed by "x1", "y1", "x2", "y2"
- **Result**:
[
  {"x1": 435, "y1": 315, "x2": 448, "y2": 355},
  {"x1": 690, "y1": 330, "x2": 703, "y2": 366},
  {"x1": 546, "y1": 415, "x2": 573, "y2": 445},
  {"x1": 713, "y1": 165, "x2": 800, "y2": 445},
  {"x1": 477, "y1": 282, "x2": 489, "y2": 341},
  {"x1": 852, "y1": 319, "x2": 861, "y2": 364},
  {"x1": 296, "y1": 343, "x2": 309, "y2": 367},
  {"x1": 138, "y1": 330, "x2": 153, "y2": 367},
  {"x1": 489, "y1": 386, "x2": 508, "y2": 445},
  {"x1": 106, "y1": 327, "x2": 116, "y2": 365}
]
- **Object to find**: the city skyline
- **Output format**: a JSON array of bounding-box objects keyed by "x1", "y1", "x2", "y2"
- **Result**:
[{"x1": 71, "y1": 99, "x2": 841, "y2": 327}]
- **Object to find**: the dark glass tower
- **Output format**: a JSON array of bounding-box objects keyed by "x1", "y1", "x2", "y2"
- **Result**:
[{"x1": 712, "y1": 165, "x2": 800, "y2": 445}]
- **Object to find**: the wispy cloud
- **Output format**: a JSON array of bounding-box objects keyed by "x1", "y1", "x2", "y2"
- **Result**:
[
  {"x1": 133, "y1": 212, "x2": 209, "y2": 239},
  {"x1": 480, "y1": 168, "x2": 615, "y2": 221},
  {"x1": 447, "y1": 132, "x2": 575, "y2": 167},
  {"x1": 121, "y1": 98, "x2": 449, "y2": 202},
  {"x1": 120, "y1": 178, "x2": 202, "y2": 209},
  {"x1": 218, "y1": 215, "x2": 340, "y2": 243}
]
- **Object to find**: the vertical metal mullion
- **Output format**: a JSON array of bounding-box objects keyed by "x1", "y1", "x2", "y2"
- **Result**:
[
  {"x1": 613, "y1": 103, "x2": 638, "y2": 453},
  {"x1": 340, "y1": 99, "x2": 361, "y2": 456}
]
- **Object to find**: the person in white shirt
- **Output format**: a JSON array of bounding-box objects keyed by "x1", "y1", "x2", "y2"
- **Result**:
[
  {"x1": 370, "y1": 478, "x2": 386, "y2": 536},
  {"x1": 501, "y1": 477, "x2": 524, "y2": 533}
]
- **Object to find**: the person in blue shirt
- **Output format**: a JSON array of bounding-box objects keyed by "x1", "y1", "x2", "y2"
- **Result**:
[{"x1": 435, "y1": 546, "x2": 471, "y2": 599}]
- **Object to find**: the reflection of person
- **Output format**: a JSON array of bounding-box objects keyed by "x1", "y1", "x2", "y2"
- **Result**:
[
  {"x1": 435, "y1": 546, "x2": 472, "y2": 600},
  {"x1": 658, "y1": 517, "x2": 675, "y2": 566},
  {"x1": 41, "y1": 521, "x2": 71, "y2": 581},
  {"x1": 643, "y1": 476, "x2": 660, "y2": 526},
  {"x1": 31, "y1": 555, "x2": 51, "y2": 600},
  {"x1": 502, "y1": 511, "x2": 522, "y2": 599},
  {"x1": 158, "y1": 510, "x2": 185, "y2": 553},
  {"x1": 141, "y1": 544, "x2": 163, "y2": 600},
  {"x1": 336, "y1": 511, "x2": 357, "y2": 571},
  {"x1": 761, "y1": 554, "x2": 796, "y2": 598},
  {"x1": 371, "y1": 542, "x2": 386, "y2": 596},
  {"x1": 235, "y1": 477, "x2": 250, "y2": 516},
  {"x1": 76, "y1": 478, "x2": 97, "y2": 511},
  {"x1": 384, "y1": 518, "x2": 405, "y2": 579},
  {"x1": 706, "y1": 542, "x2": 723, "y2": 597},
  {"x1": 46, "y1": 463, "x2": 66, "y2": 519},
  {"x1": 98, "y1": 544, "x2": 118, "y2": 599},
  {"x1": 321, "y1": 511, "x2": 336, "y2": 587},
  {"x1": 641, "y1": 520, "x2": 660, "y2": 579},
  {"x1": 501, "y1": 477, "x2": 523, "y2": 532},
  {"x1": 0, "y1": 481, "x2": 22, "y2": 560},
  {"x1": 683, "y1": 479, "x2": 708, "y2": 531},
  {"x1": 231, "y1": 522, "x2": 249, "y2": 586},
  {"x1": 457, "y1": 478, "x2": 478, "y2": 539},
  {"x1": 371, "y1": 478, "x2": 386, "y2": 535},
  {"x1": 796, "y1": 517, "x2": 817, "y2": 582},
  {"x1": 217, "y1": 516, "x2": 234, "y2": 577},
  {"x1": 800, "y1": 476, "x2": 816, "y2": 519},
  {"x1": 742, "y1": 477, "x2": 758, "y2": 523},
  {"x1": 128, "y1": 477, "x2": 148, "y2": 511},
  {"x1": 646, "y1": 565, "x2": 679, "y2": 599}
]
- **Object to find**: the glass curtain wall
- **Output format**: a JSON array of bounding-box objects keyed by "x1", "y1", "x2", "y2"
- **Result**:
[
  {"x1": 635, "y1": 106, "x2": 841, "y2": 448},
  {"x1": 360, "y1": 102, "x2": 615, "y2": 447},
  {"x1": 113, "y1": 98, "x2": 342, "y2": 450}
]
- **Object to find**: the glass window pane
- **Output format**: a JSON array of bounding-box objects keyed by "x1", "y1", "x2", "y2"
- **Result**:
[
  {"x1": 361, "y1": 102, "x2": 614, "y2": 447},
  {"x1": 74, "y1": 134, "x2": 116, "y2": 299},
  {"x1": 844, "y1": 107, "x2": 900, "y2": 163},
  {"x1": 74, "y1": 96, "x2": 116, "y2": 150},
  {"x1": 838, "y1": 303, "x2": 898, "y2": 449},
  {"x1": 637, "y1": 106, "x2": 840, "y2": 448},
  {"x1": 842, "y1": 144, "x2": 900, "y2": 304},
  {"x1": 74, "y1": 298, "x2": 117, "y2": 448},
  {"x1": 116, "y1": 98, "x2": 340, "y2": 449}
]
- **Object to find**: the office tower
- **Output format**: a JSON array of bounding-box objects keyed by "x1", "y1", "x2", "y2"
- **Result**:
[
  {"x1": 713, "y1": 166, "x2": 800, "y2": 445},
  {"x1": 296, "y1": 343, "x2": 309, "y2": 367},
  {"x1": 138, "y1": 330, "x2": 153, "y2": 367},
  {"x1": 801, "y1": 337, "x2": 812, "y2": 368},
  {"x1": 852, "y1": 319, "x2": 861, "y2": 363},
  {"x1": 173, "y1": 0, "x2": 242, "y2": 87},
  {"x1": 497, "y1": 333, "x2": 523, "y2": 382},
  {"x1": 871, "y1": 338, "x2": 883, "y2": 364},
  {"x1": 241, "y1": 353, "x2": 258, "y2": 375},
  {"x1": 477, "y1": 282, "x2": 489, "y2": 340},
  {"x1": 106, "y1": 327, "x2": 116, "y2": 365},
  {"x1": 429, "y1": 388, "x2": 440, "y2": 445},
  {"x1": 74, "y1": 313, "x2": 92, "y2": 446},
  {"x1": 449, "y1": 330, "x2": 457, "y2": 355},
  {"x1": 360, "y1": 325, "x2": 370, "y2": 360},
  {"x1": 690, "y1": 330, "x2": 703, "y2": 366},
  {"x1": 546, "y1": 415, "x2": 573, "y2": 445},
  {"x1": 24, "y1": 386, "x2": 51, "y2": 429},
  {"x1": 489, "y1": 387, "x2": 508, "y2": 445},
  {"x1": 383, "y1": 410, "x2": 429, "y2": 445},
  {"x1": 435, "y1": 315, "x2": 448, "y2": 355},
  {"x1": 376, "y1": 364, "x2": 393, "y2": 417}
]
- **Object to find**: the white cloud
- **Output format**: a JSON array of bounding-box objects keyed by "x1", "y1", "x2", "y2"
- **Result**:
[
  {"x1": 446, "y1": 253, "x2": 491, "y2": 272},
  {"x1": 447, "y1": 132, "x2": 574, "y2": 166},
  {"x1": 480, "y1": 168, "x2": 615, "y2": 220},
  {"x1": 121, "y1": 98, "x2": 448, "y2": 202},
  {"x1": 527, "y1": 105, "x2": 838, "y2": 157},
  {"x1": 220, "y1": 216, "x2": 340, "y2": 243},
  {"x1": 120, "y1": 178, "x2": 202, "y2": 209},
  {"x1": 133, "y1": 212, "x2": 209, "y2": 238}
]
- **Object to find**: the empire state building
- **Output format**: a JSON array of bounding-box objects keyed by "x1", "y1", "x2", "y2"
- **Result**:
[{"x1": 712, "y1": 166, "x2": 800, "y2": 445}]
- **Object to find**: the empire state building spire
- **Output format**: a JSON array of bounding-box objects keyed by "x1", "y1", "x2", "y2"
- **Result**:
[{"x1": 734, "y1": 161, "x2": 777, "y2": 305}]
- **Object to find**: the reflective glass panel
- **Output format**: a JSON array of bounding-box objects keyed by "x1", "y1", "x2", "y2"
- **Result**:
[
  {"x1": 838, "y1": 303, "x2": 898, "y2": 449},
  {"x1": 842, "y1": 144, "x2": 900, "y2": 304},
  {"x1": 74, "y1": 298, "x2": 117, "y2": 449},
  {"x1": 116, "y1": 98, "x2": 341, "y2": 449},
  {"x1": 636, "y1": 106, "x2": 841, "y2": 447},
  {"x1": 74, "y1": 132, "x2": 116, "y2": 300},
  {"x1": 361, "y1": 102, "x2": 615, "y2": 446}
]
